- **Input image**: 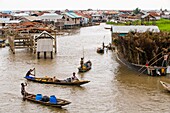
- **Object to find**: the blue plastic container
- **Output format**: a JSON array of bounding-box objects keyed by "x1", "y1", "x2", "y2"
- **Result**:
[
  {"x1": 25, "y1": 76, "x2": 35, "y2": 80},
  {"x1": 50, "y1": 95, "x2": 57, "y2": 104},
  {"x1": 36, "y1": 94, "x2": 42, "y2": 101}
]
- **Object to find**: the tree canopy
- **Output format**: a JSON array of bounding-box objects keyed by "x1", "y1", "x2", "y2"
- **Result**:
[{"x1": 133, "y1": 8, "x2": 141, "y2": 14}]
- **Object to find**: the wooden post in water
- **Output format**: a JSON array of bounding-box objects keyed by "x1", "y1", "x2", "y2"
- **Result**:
[
  {"x1": 51, "y1": 51, "x2": 53, "y2": 59},
  {"x1": 37, "y1": 52, "x2": 40, "y2": 59},
  {"x1": 54, "y1": 32, "x2": 57, "y2": 54},
  {"x1": 44, "y1": 52, "x2": 46, "y2": 59},
  {"x1": 33, "y1": 35, "x2": 36, "y2": 54},
  {"x1": 8, "y1": 36, "x2": 14, "y2": 54}
]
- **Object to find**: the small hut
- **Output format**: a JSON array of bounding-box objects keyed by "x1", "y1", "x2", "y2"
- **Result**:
[{"x1": 35, "y1": 31, "x2": 56, "y2": 59}]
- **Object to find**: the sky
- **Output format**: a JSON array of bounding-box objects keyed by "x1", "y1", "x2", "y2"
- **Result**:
[{"x1": 0, "y1": 0, "x2": 169, "y2": 10}]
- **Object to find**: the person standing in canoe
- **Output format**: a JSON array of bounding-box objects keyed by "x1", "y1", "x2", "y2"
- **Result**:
[
  {"x1": 80, "y1": 58, "x2": 84, "y2": 68},
  {"x1": 26, "y1": 68, "x2": 35, "y2": 77},
  {"x1": 21, "y1": 83, "x2": 27, "y2": 99}
]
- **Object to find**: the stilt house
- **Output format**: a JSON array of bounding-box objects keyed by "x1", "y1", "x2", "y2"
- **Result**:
[{"x1": 35, "y1": 31, "x2": 56, "y2": 59}]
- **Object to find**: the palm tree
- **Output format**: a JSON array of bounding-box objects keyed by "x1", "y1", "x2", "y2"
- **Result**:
[{"x1": 133, "y1": 8, "x2": 141, "y2": 15}]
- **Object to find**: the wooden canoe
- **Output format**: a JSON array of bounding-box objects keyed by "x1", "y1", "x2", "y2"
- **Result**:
[
  {"x1": 78, "y1": 60, "x2": 92, "y2": 73},
  {"x1": 24, "y1": 76, "x2": 90, "y2": 86},
  {"x1": 23, "y1": 92, "x2": 71, "y2": 108},
  {"x1": 160, "y1": 81, "x2": 170, "y2": 91},
  {"x1": 0, "y1": 39, "x2": 5, "y2": 48}
]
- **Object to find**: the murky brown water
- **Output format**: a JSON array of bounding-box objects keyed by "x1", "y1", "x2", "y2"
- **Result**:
[{"x1": 1, "y1": 23, "x2": 170, "y2": 113}]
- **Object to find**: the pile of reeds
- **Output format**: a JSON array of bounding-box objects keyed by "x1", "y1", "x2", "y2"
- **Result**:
[{"x1": 114, "y1": 31, "x2": 170, "y2": 66}]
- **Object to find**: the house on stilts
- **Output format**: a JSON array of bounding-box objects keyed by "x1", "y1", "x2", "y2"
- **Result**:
[{"x1": 34, "y1": 31, "x2": 57, "y2": 59}]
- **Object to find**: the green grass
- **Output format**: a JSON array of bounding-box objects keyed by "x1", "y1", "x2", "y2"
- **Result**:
[
  {"x1": 106, "y1": 19, "x2": 170, "y2": 32},
  {"x1": 156, "y1": 19, "x2": 170, "y2": 32}
]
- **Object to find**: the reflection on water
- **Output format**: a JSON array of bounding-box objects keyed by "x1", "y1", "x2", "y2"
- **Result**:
[{"x1": 1, "y1": 23, "x2": 170, "y2": 113}]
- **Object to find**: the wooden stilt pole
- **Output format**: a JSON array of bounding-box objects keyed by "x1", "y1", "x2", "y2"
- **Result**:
[
  {"x1": 54, "y1": 32, "x2": 57, "y2": 54},
  {"x1": 37, "y1": 52, "x2": 40, "y2": 59},
  {"x1": 51, "y1": 51, "x2": 53, "y2": 59},
  {"x1": 44, "y1": 52, "x2": 46, "y2": 59}
]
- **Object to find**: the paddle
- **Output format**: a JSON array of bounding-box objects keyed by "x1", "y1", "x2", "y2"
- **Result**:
[{"x1": 33, "y1": 68, "x2": 36, "y2": 76}]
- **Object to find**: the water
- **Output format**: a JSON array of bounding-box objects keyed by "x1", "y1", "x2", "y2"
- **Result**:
[{"x1": 1, "y1": 23, "x2": 170, "y2": 113}]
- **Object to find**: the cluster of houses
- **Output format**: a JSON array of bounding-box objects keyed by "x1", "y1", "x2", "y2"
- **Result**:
[
  {"x1": 0, "y1": 10, "x2": 104, "y2": 31},
  {"x1": 0, "y1": 9, "x2": 169, "y2": 57},
  {"x1": 0, "y1": 9, "x2": 169, "y2": 31}
]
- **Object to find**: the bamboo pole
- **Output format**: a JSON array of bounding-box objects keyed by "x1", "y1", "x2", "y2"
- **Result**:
[
  {"x1": 138, "y1": 51, "x2": 163, "y2": 72},
  {"x1": 138, "y1": 55, "x2": 164, "y2": 76}
]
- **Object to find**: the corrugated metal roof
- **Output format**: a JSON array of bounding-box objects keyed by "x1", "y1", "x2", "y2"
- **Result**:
[
  {"x1": 69, "y1": 12, "x2": 81, "y2": 18},
  {"x1": 13, "y1": 13, "x2": 29, "y2": 17},
  {"x1": 8, "y1": 20, "x2": 21, "y2": 23},
  {"x1": 24, "y1": 16, "x2": 40, "y2": 21},
  {"x1": 0, "y1": 19, "x2": 20, "y2": 24},
  {"x1": 112, "y1": 25, "x2": 160, "y2": 33},
  {"x1": 38, "y1": 13, "x2": 63, "y2": 21},
  {"x1": 2, "y1": 11, "x2": 12, "y2": 14},
  {"x1": 92, "y1": 14, "x2": 102, "y2": 17},
  {"x1": 65, "y1": 12, "x2": 75, "y2": 18},
  {"x1": 65, "y1": 12, "x2": 81, "y2": 18},
  {"x1": 41, "y1": 13, "x2": 59, "y2": 17},
  {"x1": 141, "y1": 14, "x2": 150, "y2": 18},
  {"x1": 0, "y1": 18, "x2": 10, "y2": 23}
]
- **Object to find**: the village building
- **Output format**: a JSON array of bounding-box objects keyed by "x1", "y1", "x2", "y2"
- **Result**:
[
  {"x1": 0, "y1": 17, "x2": 21, "y2": 28},
  {"x1": 1, "y1": 11, "x2": 12, "y2": 14},
  {"x1": 119, "y1": 10, "x2": 133, "y2": 15},
  {"x1": 111, "y1": 25, "x2": 160, "y2": 43},
  {"x1": 91, "y1": 14, "x2": 102, "y2": 22},
  {"x1": 148, "y1": 12, "x2": 161, "y2": 20},
  {"x1": 0, "y1": 13, "x2": 13, "y2": 19},
  {"x1": 75, "y1": 12, "x2": 90, "y2": 26},
  {"x1": 119, "y1": 14, "x2": 140, "y2": 22},
  {"x1": 0, "y1": 13, "x2": 16, "y2": 28},
  {"x1": 141, "y1": 13, "x2": 157, "y2": 25},
  {"x1": 13, "y1": 13, "x2": 30, "y2": 17},
  {"x1": 38, "y1": 13, "x2": 63, "y2": 22},
  {"x1": 34, "y1": 31, "x2": 57, "y2": 59},
  {"x1": 30, "y1": 11, "x2": 50, "y2": 17},
  {"x1": 0, "y1": 18, "x2": 10, "y2": 28},
  {"x1": 104, "y1": 11, "x2": 119, "y2": 21},
  {"x1": 62, "y1": 11, "x2": 82, "y2": 28},
  {"x1": 23, "y1": 16, "x2": 40, "y2": 22},
  {"x1": 38, "y1": 13, "x2": 64, "y2": 30},
  {"x1": 161, "y1": 11, "x2": 170, "y2": 19}
]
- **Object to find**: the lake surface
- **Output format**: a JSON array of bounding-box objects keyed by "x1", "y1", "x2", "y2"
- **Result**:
[{"x1": 0, "y1": 23, "x2": 170, "y2": 113}]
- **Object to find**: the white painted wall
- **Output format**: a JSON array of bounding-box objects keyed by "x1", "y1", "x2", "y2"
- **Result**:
[{"x1": 37, "y1": 39, "x2": 53, "y2": 52}]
